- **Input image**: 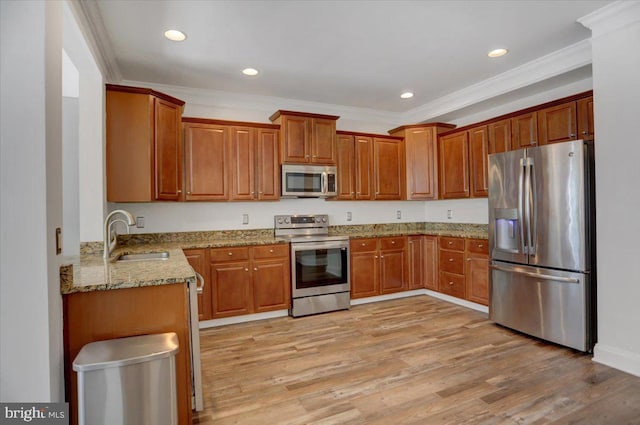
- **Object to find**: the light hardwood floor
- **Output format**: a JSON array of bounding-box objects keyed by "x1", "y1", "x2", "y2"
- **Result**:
[{"x1": 193, "y1": 296, "x2": 640, "y2": 425}]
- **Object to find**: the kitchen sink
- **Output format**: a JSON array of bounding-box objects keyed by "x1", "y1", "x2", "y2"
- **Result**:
[{"x1": 115, "y1": 251, "x2": 170, "y2": 262}]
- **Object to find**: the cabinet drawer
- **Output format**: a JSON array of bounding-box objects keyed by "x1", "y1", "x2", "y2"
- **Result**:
[
  {"x1": 439, "y1": 237, "x2": 464, "y2": 251},
  {"x1": 466, "y1": 238, "x2": 489, "y2": 255},
  {"x1": 253, "y1": 244, "x2": 289, "y2": 259},
  {"x1": 350, "y1": 238, "x2": 378, "y2": 253},
  {"x1": 209, "y1": 246, "x2": 250, "y2": 262},
  {"x1": 439, "y1": 271, "x2": 465, "y2": 298},
  {"x1": 438, "y1": 250, "x2": 465, "y2": 274},
  {"x1": 380, "y1": 236, "x2": 405, "y2": 250}
]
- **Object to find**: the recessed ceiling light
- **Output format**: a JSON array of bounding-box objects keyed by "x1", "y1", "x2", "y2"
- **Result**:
[
  {"x1": 488, "y1": 48, "x2": 508, "y2": 58},
  {"x1": 400, "y1": 92, "x2": 414, "y2": 99},
  {"x1": 164, "y1": 29, "x2": 186, "y2": 42},
  {"x1": 242, "y1": 68, "x2": 259, "y2": 76}
]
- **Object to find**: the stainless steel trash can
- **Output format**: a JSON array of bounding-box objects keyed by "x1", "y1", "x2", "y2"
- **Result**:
[{"x1": 73, "y1": 332, "x2": 179, "y2": 425}]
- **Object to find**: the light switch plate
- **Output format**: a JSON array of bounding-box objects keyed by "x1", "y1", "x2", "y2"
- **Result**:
[
  {"x1": 347, "y1": 212, "x2": 352, "y2": 221},
  {"x1": 396, "y1": 210, "x2": 402, "y2": 219},
  {"x1": 136, "y1": 216, "x2": 145, "y2": 228},
  {"x1": 447, "y1": 209, "x2": 453, "y2": 219},
  {"x1": 242, "y1": 214, "x2": 249, "y2": 225}
]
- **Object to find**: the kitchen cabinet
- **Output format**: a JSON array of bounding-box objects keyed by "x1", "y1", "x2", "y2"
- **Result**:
[
  {"x1": 468, "y1": 125, "x2": 489, "y2": 198},
  {"x1": 184, "y1": 248, "x2": 212, "y2": 321},
  {"x1": 269, "y1": 110, "x2": 339, "y2": 164},
  {"x1": 439, "y1": 131, "x2": 470, "y2": 199},
  {"x1": 336, "y1": 133, "x2": 356, "y2": 199},
  {"x1": 183, "y1": 118, "x2": 280, "y2": 201},
  {"x1": 438, "y1": 236, "x2": 466, "y2": 298},
  {"x1": 538, "y1": 101, "x2": 578, "y2": 145},
  {"x1": 577, "y1": 96, "x2": 595, "y2": 142},
  {"x1": 350, "y1": 236, "x2": 407, "y2": 298},
  {"x1": 209, "y1": 244, "x2": 290, "y2": 318},
  {"x1": 465, "y1": 238, "x2": 489, "y2": 305},
  {"x1": 407, "y1": 236, "x2": 424, "y2": 290},
  {"x1": 488, "y1": 118, "x2": 512, "y2": 154},
  {"x1": 511, "y1": 112, "x2": 538, "y2": 149},
  {"x1": 388, "y1": 123, "x2": 456, "y2": 200},
  {"x1": 373, "y1": 137, "x2": 405, "y2": 200},
  {"x1": 106, "y1": 84, "x2": 184, "y2": 202},
  {"x1": 63, "y1": 283, "x2": 193, "y2": 425},
  {"x1": 423, "y1": 235, "x2": 438, "y2": 291},
  {"x1": 183, "y1": 122, "x2": 230, "y2": 201},
  {"x1": 355, "y1": 135, "x2": 374, "y2": 200}
]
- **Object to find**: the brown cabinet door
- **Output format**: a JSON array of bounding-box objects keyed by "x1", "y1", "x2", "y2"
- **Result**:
[
  {"x1": 439, "y1": 131, "x2": 469, "y2": 199},
  {"x1": 538, "y1": 101, "x2": 577, "y2": 145},
  {"x1": 511, "y1": 112, "x2": 538, "y2": 149},
  {"x1": 183, "y1": 249, "x2": 212, "y2": 321},
  {"x1": 350, "y1": 251, "x2": 379, "y2": 299},
  {"x1": 184, "y1": 123, "x2": 229, "y2": 201},
  {"x1": 423, "y1": 236, "x2": 438, "y2": 291},
  {"x1": 230, "y1": 126, "x2": 255, "y2": 201},
  {"x1": 405, "y1": 128, "x2": 438, "y2": 200},
  {"x1": 407, "y1": 236, "x2": 424, "y2": 290},
  {"x1": 577, "y1": 96, "x2": 595, "y2": 141},
  {"x1": 439, "y1": 271, "x2": 466, "y2": 298},
  {"x1": 468, "y1": 126, "x2": 488, "y2": 198},
  {"x1": 373, "y1": 138, "x2": 404, "y2": 200},
  {"x1": 252, "y1": 258, "x2": 291, "y2": 313},
  {"x1": 280, "y1": 115, "x2": 309, "y2": 163},
  {"x1": 336, "y1": 134, "x2": 356, "y2": 199},
  {"x1": 466, "y1": 253, "x2": 489, "y2": 305},
  {"x1": 311, "y1": 118, "x2": 336, "y2": 164},
  {"x1": 488, "y1": 119, "x2": 512, "y2": 154},
  {"x1": 210, "y1": 261, "x2": 252, "y2": 318},
  {"x1": 154, "y1": 98, "x2": 183, "y2": 200},
  {"x1": 354, "y1": 136, "x2": 373, "y2": 200},
  {"x1": 256, "y1": 128, "x2": 280, "y2": 200},
  {"x1": 380, "y1": 247, "x2": 406, "y2": 294}
]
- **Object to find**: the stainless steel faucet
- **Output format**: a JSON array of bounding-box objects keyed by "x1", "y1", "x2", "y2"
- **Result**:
[{"x1": 103, "y1": 209, "x2": 136, "y2": 259}]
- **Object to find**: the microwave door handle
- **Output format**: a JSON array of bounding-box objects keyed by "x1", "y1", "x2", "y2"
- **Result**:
[
  {"x1": 518, "y1": 157, "x2": 527, "y2": 255},
  {"x1": 321, "y1": 171, "x2": 327, "y2": 194}
]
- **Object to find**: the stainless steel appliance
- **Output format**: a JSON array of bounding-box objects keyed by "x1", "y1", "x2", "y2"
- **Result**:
[
  {"x1": 275, "y1": 214, "x2": 350, "y2": 317},
  {"x1": 188, "y1": 273, "x2": 204, "y2": 411},
  {"x1": 281, "y1": 164, "x2": 337, "y2": 198},
  {"x1": 488, "y1": 139, "x2": 596, "y2": 352}
]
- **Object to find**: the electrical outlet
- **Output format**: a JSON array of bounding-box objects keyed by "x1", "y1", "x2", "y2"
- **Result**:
[
  {"x1": 396, "y1": 210, "x2": 402, "y2": 219},
  {"x1": 346, "y1": 211, "x2": 352, "y2": 221},
  {"x1": 136, "y1": 216, "x2": 145, "y2": 228},
  {"x1": 447, "y1": 209, "x2": 453, "y2": 220},
  {"x1": 242, "y1": 214, "x2": 249, "y2": 225}
]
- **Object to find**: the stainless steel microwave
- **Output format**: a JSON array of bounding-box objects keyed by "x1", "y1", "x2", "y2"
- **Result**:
[{"x1": 281, "y1": 164, "x2": 337, "y2": 198}]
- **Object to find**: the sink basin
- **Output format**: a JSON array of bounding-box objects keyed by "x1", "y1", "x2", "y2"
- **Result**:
[{"x1": 115, "y1": 251, "x2": 170, "y2": 262}]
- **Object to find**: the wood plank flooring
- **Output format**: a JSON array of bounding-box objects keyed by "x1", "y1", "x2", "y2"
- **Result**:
[{"x1": 193, "y1": 296, "x2": 640, "y2": 424}]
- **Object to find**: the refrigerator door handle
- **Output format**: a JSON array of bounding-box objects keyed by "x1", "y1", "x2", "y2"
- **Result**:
[
  {"x1": 528, "y1": 159, "x2": 537, "y2": 256},
  {"x1": 490, "y1": 264, "x2": 580, "y2": 283},
  {"x1": 518, "y1": 158, "x2": 527, "y2": 254}
]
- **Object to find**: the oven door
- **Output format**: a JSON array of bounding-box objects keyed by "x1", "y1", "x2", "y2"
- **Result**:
[{"x1": 291, "y1": 239, "x2": 350, "y2": 298}]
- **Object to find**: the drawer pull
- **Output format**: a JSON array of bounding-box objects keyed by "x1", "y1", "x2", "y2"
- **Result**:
[
  {"x1": 478, "y1": 244, "x2": 484, "y2": 248},
  {"x1": 391, "y1": 241, "x2": 395, "y2": 244},
  {"x1": 269, "y1": 249, "x2": 274, "y2": 253},
  {"x1": 448, "y1": 241, "x2": 453, "y2": 245},
  {"x1": 361, "y1": 243, "x2": 366, "y2": 246},
  {"x1": 254, "y1": 267, "x2": 258, "y2": 271},
  {"x1": 244, "y1": 268, "x2": 249, "y2": 272},
  {"x1": 467, "y1": 258, "x2": 471, "y2": 261},
  {"x1": 449, "y1": 281, "x2": 454, "y2": 285},
  {"x1": 228, "y1": 252, "x2": 233, "y2": 256},
  {"x1": 448, "y1": 258, "x2": 454, "y2": 262}
]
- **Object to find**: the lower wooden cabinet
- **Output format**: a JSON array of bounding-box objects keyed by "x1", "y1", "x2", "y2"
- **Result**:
[
  {"x1": 438, "y1": 236, "x2": 466, "y2": 298},
  {"x1": 407, "y1": 236, "x2": 424, "y2": 290},
  {"x1": 435, "y1": 236, "x2": 489, "y2": 305},
  {"x1": 423, "y1": 236, "x2": 438, "y2": 291},
  {"x1": 465, "y1": 239, "x2": 489, "y2": 305},
  {"x1": 350, "y1": 236, "x2": 407, "y2": 299},
  {"x1": 185, "y1": 244, "x2": 290, "y2": 320}
]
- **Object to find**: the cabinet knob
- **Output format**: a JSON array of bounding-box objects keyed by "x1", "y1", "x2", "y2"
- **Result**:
[
  {"x1": 269, "y1": 249, "x2": 274, "y2": 253},
  {"x1": 380, "y1": 256, "x2": 385, "y2": 259},
  {"x1": 531, "y1": 141, "x2": 537, "y2": 145},
  {"x1": 312, "y1": 155, "x2": 317, "y2": 158},
  {"x1": 582, "y1": 130, "x2": 589, "y2": 135},
  {"x1": 467, "y1": 258, "x2": 471, "y2": 261},
  {"x1": 228, "y1": 252, "x2": 233, "y2": 256},
  {"x1": 254, "y1": 267, "x2": 258, "y2": 271},
  {"x1": 449, "y1": 281, "x2": 454, "y2": 285},
  {"x1": 569, "y1": 133, "x2": 576, "y2": 138},
  {"x1": 478, "y1": 244, "x2": 484, "y2": 248},
  {"x1": 178, "y1": 190, "x2": 182, "y2": 194},
  {"x1": 448, "y1": 258, "x2": 454, "y2": 262},
  {"x1": 351, "y1": 192, "x2": 355, "y2": 195},
  {"x1": 187, "y1": 191, "x2": 191, "y2": 195},
  {"x1": 391, "y1": 241, "x2": 395, "y2": 244},
  {"x1": 259, "y1": 191, "x2": 263, "y2": 194},
  {"x1": 244, "y1": 268, "x2": 249, "y2": 272},
  {"x1": 361, "y1": 243, "x2": 366, "y2": 246},
  {"x1": 448, "y1": 241, "x2": 453, "y2": 245},
  {"x1": 374, "y1": 255, "x2": 378, "y2": 259}
]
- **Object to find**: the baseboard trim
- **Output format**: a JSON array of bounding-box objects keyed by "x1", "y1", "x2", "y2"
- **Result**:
[
  {"x1": 350, "y1": 290, "x2": 425, "y2": 306},
  {"x1": 423, "y1": 290, "x2": 489, "y2": 314},
  {"x1": 593, "y1": 343, "x2": 640, "y2": 378},
  {"x1": 199, "y1": 310, "x2": 289, "y2": 329}
]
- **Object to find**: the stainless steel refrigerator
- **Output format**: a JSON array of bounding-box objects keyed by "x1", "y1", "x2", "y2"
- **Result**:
[{"x1": 488, "y1": 139, "x2": 596, "y2": 352}]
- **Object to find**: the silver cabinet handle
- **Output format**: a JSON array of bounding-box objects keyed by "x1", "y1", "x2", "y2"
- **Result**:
[
  {"x1": 490, "y1": 264, "x2": 580, "y2": 283},
  {"x1": 195, "y1": 271, "x2": 205, "y2": 295}
]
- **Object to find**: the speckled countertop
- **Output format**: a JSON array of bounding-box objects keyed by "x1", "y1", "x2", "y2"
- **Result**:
[{"x1": 61, "y1": 223, "x2": 487, "y2": 295}]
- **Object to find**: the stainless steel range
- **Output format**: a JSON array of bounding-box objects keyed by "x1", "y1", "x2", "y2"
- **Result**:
[{"x1": 275, "y1": 214, "x2": 350, "y2": 317}]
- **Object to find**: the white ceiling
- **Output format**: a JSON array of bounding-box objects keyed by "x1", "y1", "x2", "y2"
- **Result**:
[{"x1": 94, "y1": 0, "x2": 610, "y2": 113}]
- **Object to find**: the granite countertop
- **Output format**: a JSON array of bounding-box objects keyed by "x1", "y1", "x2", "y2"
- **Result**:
[{"x1": 61, "y1": 223, "x2": 487, "y2": 295}]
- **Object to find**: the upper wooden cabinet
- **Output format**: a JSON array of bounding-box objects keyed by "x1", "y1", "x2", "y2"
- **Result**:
[
  {"x1": 336, "y1": 134, "x2": 356, "y2": 199},
  {"x1": 511, "y1": 112, "x2": 538, "y2": 149},
  {"x1": 106, "y1": 84, "x2": 185, "y2": 202},
  {"x1": 577, "y1": 96, "x2": 594, "y2": 141},
  {"x1": 537, "y1": 101, "x2": 578, "y2": 145},
  {"x1": 183, "y1": 118, "x2": 280, "y2": 201},
  {"x1": 354, "y1": 135, "x2": 374, "y2": 200},
  {"x1": 269, "y1": 110, "x2": 339, "y2": 164},
  {"x1": 468, "y1": 126, "x2": 489, "y2": 198},
  {"x1": 373, "y1": 137, "x2": 405, "y2": 200},
  {"x1": 439, "y1": 131, "x2": 470, "y2": 199},
  {"x1": 388, "y1": 123, "x2": 456, "y2": 200},
  {"x1": 488, "y1": 119, "x2": 512, "y2": 155}
]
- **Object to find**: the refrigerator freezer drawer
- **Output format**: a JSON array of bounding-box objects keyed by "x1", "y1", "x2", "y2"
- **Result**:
[{"x1": 489, "y1": 261, "x2": 593, "y2": 352}]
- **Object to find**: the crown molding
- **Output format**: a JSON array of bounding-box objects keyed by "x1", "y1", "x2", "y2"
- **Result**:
[
  {"x1": 65, "y1": 0, "x2": 121, "y2": 83},
  {"x1": 402, "y1": 39, "x2": 592, "y2": 124},
  {"x1": 122, "y1": 79, "x2": 401, "y2": 127},
  {"x1": 578, "y1": 1, "x2": 640, "y2": 37}
]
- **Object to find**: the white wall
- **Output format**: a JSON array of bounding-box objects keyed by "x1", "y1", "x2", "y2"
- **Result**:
[
  {"x1": 581, "y1": 2, "x2": 640, "y2": 377},
  {"x1": 63, "y1": 49, "x2": 80, "y2": 256},
  {"x1": 0, "y1": 0, "x2": 64, "y2": 401}
]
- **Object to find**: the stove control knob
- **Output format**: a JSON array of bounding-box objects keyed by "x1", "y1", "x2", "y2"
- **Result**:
[
  {"x1": 284, "y1": 217, "x2": 290, "y2": 224},
  {"x1": 315, "y1": 217, "x2": 321, "y2": 223},
  {"x1": 277, "y1": 218, "x2": 283, "y2": 224},
  {"x1": 322, "y1": 217, "x2": 327, "y2": 223}
]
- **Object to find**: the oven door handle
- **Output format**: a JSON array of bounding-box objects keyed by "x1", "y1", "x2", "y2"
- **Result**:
[{"x1": 291, "y1": 241, "x2": 349, "y2": 251}]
